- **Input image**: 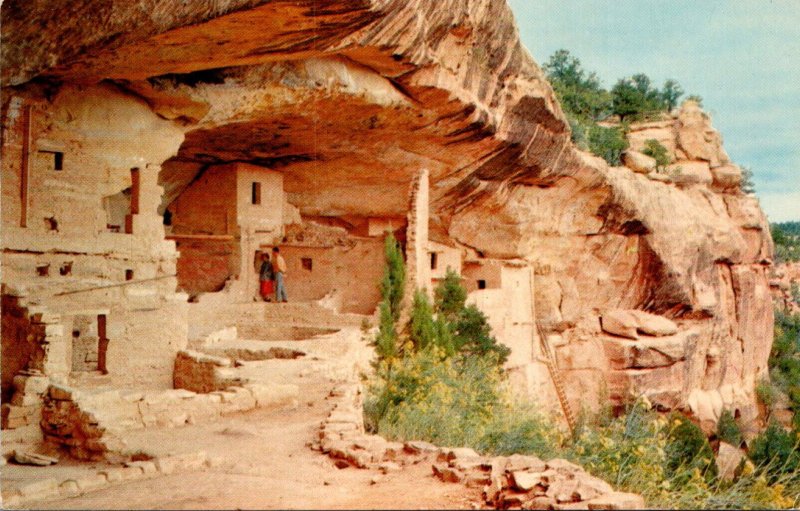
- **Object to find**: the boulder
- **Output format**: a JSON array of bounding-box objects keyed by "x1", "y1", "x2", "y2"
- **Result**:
[
  {"x1": 438, "y1": 447, "x2": 480, "y2": 462},
  {"x1": 628, "y1": 310, "x2": 678, "y2": 337},
  {"x1": 676, "y1": 101, "x2": 728, "y2": 167},
  {"x1": 432, "y1": 463, "x2": 463, "y2": 483},
  {"x1": 12, "y1": 451, "x2": 59, "y2": 466},
  {"x1": 600, "y1": 311, "x2": 639, "y2": 339},
  {"x1": 711, "y1": 165, "x2": 743, "y2": 191},
  {"x1": 574, "y1": 475, "x2": 614, "y2": 501},
  {"x1": 602, "y1": 310, "x2": 678, "y2": 339},
  {"x1": 668, "y1": 161, "x2": 712, "y2": 187},
  {"x1": 622, "y1": 150, "x2": 656, "y2": 174},
  {"x1": 403, "y1": 440, "x2": 438, "y2": 455},
  {"x1": 510, "y1": 471, "x2": 545, "y2": 492},
  {"x1": 716, "y1": 442, "x2": 746, "y2": 481},
  {"x1": 506, "y1": 453, "x2": 546, "y2": 472}
]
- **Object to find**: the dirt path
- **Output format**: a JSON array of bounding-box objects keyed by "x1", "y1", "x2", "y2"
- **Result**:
[{"x1": 29, "y1": 360, "x2": 482, "y2": 510}]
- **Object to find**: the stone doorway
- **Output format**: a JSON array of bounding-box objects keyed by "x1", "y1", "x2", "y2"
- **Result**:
[{"x1": 70, "y1": 314, "x2": 108, "y2": 374}]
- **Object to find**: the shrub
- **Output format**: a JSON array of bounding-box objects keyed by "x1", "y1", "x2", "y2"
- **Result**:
[
  {"x1": 642, "y1": 138, "x2": 671, "y2": 171},
  {"x1": 476, "y1": 406, "x2": 563, "y2": 460},
  {"x1": 768, "y1": 311, "x2": 800, "y2": 417},
  {"x1": 686, "y1": 94, "x2": 704, "y2": 106},
  {"x1": 772, "y1": 222, "x2": 800, "y2": 263},
  {"x1": 365, "y1": 348, "x2": 504, "y2": 447},
  {"x1": 756, "y1": 379, "x2": 779, "y2": 411},
  {"x1": 588, "y1": 124, "x2": 629, "y2": 165},
  {"x1": 716, "y1": 409, "x2": 743, "y2": 447},
  {"x1": 740, "y1": 166, "x2": 756, "y2": 194},
  {"x1": 664, "y1": 413, "x2": 718, "y2": 483},
  {"x1": 748, "y1": 420, "x2": 800, "y2": 483},
  {"x1": 567, "y1": 114, "x2": 589, "y2": 149}
]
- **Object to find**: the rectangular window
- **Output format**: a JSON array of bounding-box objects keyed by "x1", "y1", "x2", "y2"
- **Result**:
[
  {"x1": 301, "y1": 257, "x2": 313, "y2": 271},
  {"x1": 125, "y1": 269, "x2": 134, "y2": 281},
  {"x1": 251, "y1": 182, "x2": 262, "y2": 205},
  {"x1": 97, "y1": 314, "x2": 108, "y2": 374},
  {"x1": 39, "y1": 150, "x2": 64, "y2": 171},
  {"x1": 60, "y1": 262, "x2": 72, "y2": 276},
  {"x1": 36, "y1": 264, "x2": 50, "y2": 277},
  {"x1": 477, "y1": 279, "x2": 486, "y2": 290},
  {"x1": 430, "y1": 252, "x2": 438, "y2": 270}
]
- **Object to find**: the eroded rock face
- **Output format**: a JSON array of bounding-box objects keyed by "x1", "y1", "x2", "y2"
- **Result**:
[{"x1": 1, "y1": 0, "x2": 773, "y2": 424}]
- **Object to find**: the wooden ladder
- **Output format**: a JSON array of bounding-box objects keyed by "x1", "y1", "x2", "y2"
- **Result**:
[{"x1": 537, "y1": 323, "x2": 577, "y2": 433}]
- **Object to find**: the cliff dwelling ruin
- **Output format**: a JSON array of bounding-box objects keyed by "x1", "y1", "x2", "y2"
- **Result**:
[{"x1": 0, "y1": 0, "x2": 777, "y2": 508}]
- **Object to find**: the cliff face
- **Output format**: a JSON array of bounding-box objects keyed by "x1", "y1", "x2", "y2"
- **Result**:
[{"x1": 1, "y1": 0, "x2": 773, "y2": 428}]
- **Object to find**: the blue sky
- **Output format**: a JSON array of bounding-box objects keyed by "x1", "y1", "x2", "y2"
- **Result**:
[{"x1": 508, "y1": 0, "x2": 799, "y2": 222}]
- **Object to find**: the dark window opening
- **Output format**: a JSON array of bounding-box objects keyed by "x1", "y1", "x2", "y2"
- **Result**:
[
  {"x1": 40, "y1": 151, "x2": 64, "y2": 171},
  {"x1": 430, "y1": 252, "x2": 438, "y2": 270},
  {"x1": 477, "y1": 279, "x2": 486, "y2": 290},
  {"x1": 251, "y1": 182, "x2": 262, "y2": 205},
  {"x1": 97, "y1": 314, "x2": 108, "y2": 374},
  {"x1": 59, "y1": 262, "x2": 72, "y2": 276},
  {"x1": 36, "y1": 264, "x2": 50, "y2": 277},
  {"x1": 163, "y1": 209, "x2": 173, "y2": 226},
  {"x1": 125, "y1": 269, "x2": 134, "y2": 281},
  {"x1": 301, "y1": 257, "x2": 313, "y2": 271},
  {"x1": 45, "y1": 217, "x2": 58, "y2": 231}
]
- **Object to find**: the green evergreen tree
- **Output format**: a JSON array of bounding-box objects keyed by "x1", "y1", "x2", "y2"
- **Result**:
[
  {"x1": 380, "y1": 232, "x2": 405, "y2": 322},
  {"x1": 452, "y1": 305, "x2": 510, "y2": 365},
  {"x1": 409, "y1": 290, "x2": 438, "y2": 352},
  {"x1": 375, "y1": 301, "x2": 397, "y2": 360},
  {"x1": 611, "y1": 74, "x2": 667, "y2": 121},
  {"x1": 660, "y1": 79, "x2": 684, "y2": 111},
  {"x1": 434, "y1": 269, "x2": 467, "y2": 323},
  {"x1": 374, "y1": 232, "x2": 405, "y2": 361},
  {"x1": 543, "y1": 49, "x2": 612, "y2": 122}
]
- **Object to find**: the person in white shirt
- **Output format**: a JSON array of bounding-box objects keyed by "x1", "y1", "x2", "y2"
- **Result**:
[{"x1": 271, "y1": 246, "x2": 288, "y2": 303}]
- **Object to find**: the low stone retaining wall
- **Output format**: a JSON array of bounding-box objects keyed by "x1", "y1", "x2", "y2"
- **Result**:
[
  {"x1": 1, "y1": 450, "x2": 213, "y2": 509},
  {"x1": 173, "y1": 349, "x2": 244, "y2": 393},
  {"x1": 41, "y1": 382, "x2": 298, "y2": 461}
]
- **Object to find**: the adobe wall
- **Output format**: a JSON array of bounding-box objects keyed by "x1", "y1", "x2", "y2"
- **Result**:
[
  {"x1": 465, "y1": 260, "x2": 537, "y2": 368},
  {"x1": 1, "y1": 83, "x2": 189, "y2": 392},
  {"x1": 278, "y1": 240, "x2": 385, "y2": 314},
  {"x1": 171, "y1": 165, "x2": 238, "y2": 235},
  {"x1": 429, "y1": 241, "x2": 462, "y2": 283}
]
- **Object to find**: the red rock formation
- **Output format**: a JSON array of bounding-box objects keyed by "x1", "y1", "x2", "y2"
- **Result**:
[{"x1": 1, "y1": 0, "x2": 773, "y2": 430}]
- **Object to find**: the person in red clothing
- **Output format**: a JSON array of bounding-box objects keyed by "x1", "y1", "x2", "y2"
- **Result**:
[{"x1": 258, "y1": 252, "x2": 274, "y2": 302}]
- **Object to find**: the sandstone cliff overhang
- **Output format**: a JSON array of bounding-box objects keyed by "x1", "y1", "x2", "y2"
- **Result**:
[{"x1": 1, "y1": 0, "x2": 776, "y2": 428}]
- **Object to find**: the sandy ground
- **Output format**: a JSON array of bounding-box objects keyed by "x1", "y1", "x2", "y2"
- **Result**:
[{"x1": 12, "y1": 337, "x2": 483, "y2": 510}]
